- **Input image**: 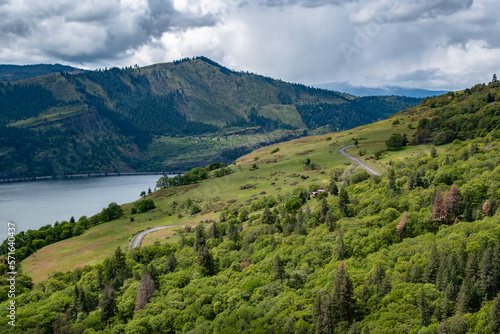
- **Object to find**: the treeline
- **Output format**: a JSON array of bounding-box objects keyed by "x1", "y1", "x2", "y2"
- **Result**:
[
  {"x1": 156, "y1": 162, "x2": 233, "y2": 189},
  {"x1": 414, "y1": 80, "x2": 500, "y2": 145}
]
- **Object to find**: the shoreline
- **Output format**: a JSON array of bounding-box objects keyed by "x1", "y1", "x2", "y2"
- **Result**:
[{"x1": 0, "y1": 171, "x2": 181, "y2": 184}]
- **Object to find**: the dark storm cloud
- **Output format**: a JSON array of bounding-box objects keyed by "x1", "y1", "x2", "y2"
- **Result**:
[
  {"x1": 0, "y1": 0, "x2": 217, "y2": 64},
  {"x1": 0, "y1": 0, "x2": 498, "y2": 91}
]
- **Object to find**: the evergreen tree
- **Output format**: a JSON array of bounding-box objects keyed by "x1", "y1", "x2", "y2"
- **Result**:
[
  {"x1": 423, "y1": 243, "x2": 440, "y2": 284},
  {"x1": 261, "y1": 206, "x2": 273, "y2": 225},
  {"x1": 456, "y1": 277, "x2": 483, "y2": 314},
  {"x1": 387, "y1": 169, "x2": 396, "y2": 192},
  {"x1": 480, "y1": 244, "x2": 500, "y2": 300},
  {"x1": 338, "y1": 188, "x2": 350, "y2": 217},
  {"x1": 165, "y1": 252, "x2": 177, "y2": 273},
  {"x1": 325, "y1": 210, "x2": 336, "y2": 232},
  {"x1": 331, "y1": 261, "x2": 354, "y2": 325},
  {"x1": 197, "y1": 245, "x2": 215, "y2": 276},
  {"x1": 273, "y1": 254, "x2": 286, "y2": 282},
  {"x1": 419, "y1": 287, "x2": 431, "y2": 327},
  {"x1": 328, "y1": 179, "x2": 339, "y2": 196},
  {"x1": 336, "y1": 230, "x2": 348, "y2": 260},
  {"x1": 490, "y1": 292, "x2": 500, "y2": 334},
  {"x1": 313, "y1": 289, "x2": 333, "y2": 334},
  {"x1": 194, "y1": 223, "x2": 206, "y2": 251},
  {"x1": 99, "y1": 285, "x2": 117, "y2": 324}
]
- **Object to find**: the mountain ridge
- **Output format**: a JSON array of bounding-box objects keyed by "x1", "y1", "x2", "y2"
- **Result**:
[{"x1": 0, "y1": 57, "x2": 420, "y2": 178}]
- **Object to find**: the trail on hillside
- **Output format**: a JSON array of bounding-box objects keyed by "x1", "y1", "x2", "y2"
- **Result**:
[{"x1": 338, "y1": 145, "x2": 381, "y2": 176}]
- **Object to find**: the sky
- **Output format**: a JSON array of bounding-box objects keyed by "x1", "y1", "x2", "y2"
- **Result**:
[{"x1": 0, "y1": 0, "x2": 499, "y2": 90}]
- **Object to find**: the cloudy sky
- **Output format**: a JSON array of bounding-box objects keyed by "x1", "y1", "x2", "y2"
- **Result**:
[{"x1": 0, "y1": 0, "x2": 498, "y2": 90}]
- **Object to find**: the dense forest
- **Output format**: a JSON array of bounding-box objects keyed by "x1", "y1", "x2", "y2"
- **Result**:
[
  {"x1": 0, "y1": 57, "x2": 420, "y2": 178},
  {"x1": 0, "y1": 82, "x2": 499, "y2": 333}
]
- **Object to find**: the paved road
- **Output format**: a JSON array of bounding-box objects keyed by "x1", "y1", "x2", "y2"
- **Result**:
[
  {"x1": 130, "y1": 226, "x2": 171, "y2": 249},
  {"x1": 338, "y1": 145, "x2": 381, "y2": 176}
]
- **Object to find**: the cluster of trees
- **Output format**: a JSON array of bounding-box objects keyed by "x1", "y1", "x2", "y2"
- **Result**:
[
  {"x1": 156, "y1": 163, "x2": 232, "y2": 189},
  {"x1": 414, "y1": 81, "x2": 500, "y2": 145}
]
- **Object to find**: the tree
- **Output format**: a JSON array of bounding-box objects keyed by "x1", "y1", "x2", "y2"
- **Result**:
[
  {"x1": 327, "y1": 179, "x2": 339, "y2": 196},
  {"x1": 99, "y1": 285, "x2": 117, "y2": 323},
  {"x1": 396, "y1": 211, "x2": 408, "y2": 238},
  {"x1": 490, "y1": 292, "x2": 500, "y2": 333},
  {"x1": 197, "y1": 245, "x2": 215, "y2": 275},
  {"x1": 165, "y1": 252, "x2": 177, "y2": 273},
  {"x1": 430, "y1": 146, "x2": 437, "y2": 158},
  {"x1": 423, "y1": 243, "x2": 440, "y2": 284},
  {"x1": 480, "y1": 245, "x2": 500, "y2": 300},
  {"x1": 135, "y1": 273, "x2": 156, "y2": 312},
  {"x1": 194, "y1": 223, "x2": 206, "y2": 251},
  {"x1": 385, "y1": 133, "x2": 407, "y2": 151},
  {"x1": 273, "y1": 254, "x2": 285, "y2": 281},
  {"x1": 140, "y1": 191, "x2": 146, "y2": 198},
  {"x1": 419, "y1": 287, "x2": 431, "y2": 327},
  {"x1": 338, "y1": 188, "x2": 350, "y2": 217},
  {"x1": 313, "y1": 289, "x2": 333, "y2": 334},
  {"x1": 387, "y1": 169, "x2": 396, "y2": 192},
  {"x1": 493, "y1": 73, "x2": 498, "y2": 82},
  {"x1": 285, "y1": 197, "x2": 302, "y2": 214},
  {"x1": 331, "y1": 261, "x2": 354, "y2": 325},
  {"x1": 443, "y1": 185, "x2": 460, "y2": 223},
  {"x1": 433, "y1": 188, "x2": 445, "y2": 222}
]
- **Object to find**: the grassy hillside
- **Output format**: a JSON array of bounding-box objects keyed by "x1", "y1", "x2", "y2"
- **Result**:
[
  {"x1": 0, "y1": 57, "x2": 420, "y2": 178},
  {"x1": 1, "y1": 81, "x2": 500, "y2": 333}
]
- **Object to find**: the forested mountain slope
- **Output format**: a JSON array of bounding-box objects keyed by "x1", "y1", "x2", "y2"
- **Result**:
[
  {"x1": 0, "y1": 57, "x2": 419, "y2": 178},
  {"x1": 0, "y1": 80, "x2": 499, "y2": 333}
]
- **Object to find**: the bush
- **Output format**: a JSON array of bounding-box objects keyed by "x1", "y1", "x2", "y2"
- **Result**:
[{"x1": 135, "y1": 199, "x2": 155, "y2": 213}]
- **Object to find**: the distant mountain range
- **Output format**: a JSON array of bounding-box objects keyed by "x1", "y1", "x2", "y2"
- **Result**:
[
  {"x1": 315, "y1": 82, "x2": 449, "y2": 98},
  {"x1": 0, "y1": 64, "x2": 86, "y2": 81},
  {"x1": 0, "y1": 57, "x2": 420, "y2": 178}
]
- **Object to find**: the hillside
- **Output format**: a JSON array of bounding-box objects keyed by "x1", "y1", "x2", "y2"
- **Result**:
[
  {"x1": 0, "y1": 80, "x2": 499, "y2": 333},
  {"x1": 0, "y1": 57, "x2": 419, "y2": 178}
]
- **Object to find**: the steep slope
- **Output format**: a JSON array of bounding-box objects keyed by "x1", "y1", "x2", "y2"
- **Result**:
[
  {"x1": 2, "y1": 81, "x2": 500, "y2": 333},
  {"x1": 0, "y1": 57, "x2": 420, "y2": 178}
]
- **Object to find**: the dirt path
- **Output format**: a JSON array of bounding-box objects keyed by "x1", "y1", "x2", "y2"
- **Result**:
[
  {"x1": 338, "y1": 145, "x2": 381, "y2": 176},
  {"x1": 130, "y1": 226, "x2": 172, "y2": 249}
]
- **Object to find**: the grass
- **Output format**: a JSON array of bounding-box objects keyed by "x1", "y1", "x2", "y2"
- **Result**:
[{"x1": 22, "y1": 104, "x2": 433, "y2": 282}]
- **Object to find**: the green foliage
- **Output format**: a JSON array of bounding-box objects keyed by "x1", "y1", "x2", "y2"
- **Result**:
[
  {"x1": 100, "y1": 202, "x2": 123, "y2": 222},
  {"x1": 134, "y1": 199, "x2": 155, "y2": 213},
  {"x1": 385, "y1": 133, "x2": 408, "y2": 150}
]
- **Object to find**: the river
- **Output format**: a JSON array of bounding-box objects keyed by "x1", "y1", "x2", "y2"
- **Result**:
[{"x1": 0, "y1": 174, "x2": 165, "y2": 240}]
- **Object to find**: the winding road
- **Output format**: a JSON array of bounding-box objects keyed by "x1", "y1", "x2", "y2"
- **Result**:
[
  {"x1": 130, "y1": 226, "x2": 172, "y2": 249},
  {"x1": 338, "y1": 145, "x2": 381, "y2": 176}
]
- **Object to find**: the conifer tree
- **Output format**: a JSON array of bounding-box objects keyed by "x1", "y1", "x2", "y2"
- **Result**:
[
  {"x1": 165, "y1": 252, "x2": 177, "y2": 273},
  {"x1": 273, "y1": 254, "x2": 285, "y2": 281},
  {"x1": 338, "y1": 188, "x2": 350, "y2": 217},
  {"x1": 419, "y1": 287, "x2": 431, "y2": 327},
  {"x1": 490, "y1": 292, "x2": 500, "y2": 333},
  {"x1": 194, "y1": 223, "x2": 206, "y2": 251},
  {"x1": 197, "y1": 244, "x2": 215, "y2": 276},
  {"x1": 423, "y1": 243, "x2": 440, "y2": 284},
  {"x1": 99, "y1": 285, "x2": 117, "y2": 323},
  {"x1": 325, "y1": 210, "x2": 336, "y2": 232},
  {"x1": 443, "y1": 185, "x2": 460, "y2": 223},
  {"x1": 480, "y1": 245, "x2": 500, "y2": 300},
  {"x1": 331, "y1": 261, "x2": 354, "y2": 325}
]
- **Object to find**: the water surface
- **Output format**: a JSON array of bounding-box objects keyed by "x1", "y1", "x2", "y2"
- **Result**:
[{"x1": 0, "y1": 175, "x2": 162, "y2": 240}]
